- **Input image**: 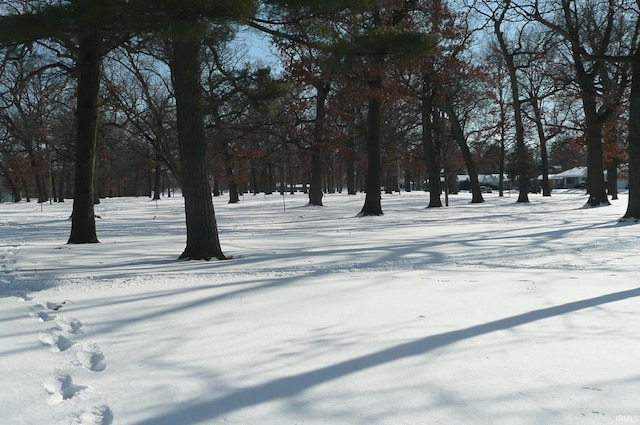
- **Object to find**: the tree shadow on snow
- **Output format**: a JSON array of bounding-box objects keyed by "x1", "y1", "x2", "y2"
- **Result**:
[{"x1": 133, "y1": 286, "x2": 640, "y2": 425}]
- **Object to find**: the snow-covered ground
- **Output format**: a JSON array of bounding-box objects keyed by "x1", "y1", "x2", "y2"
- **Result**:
[{"x1": 1, "y1": 190, "x2": 639, "y2": 425}]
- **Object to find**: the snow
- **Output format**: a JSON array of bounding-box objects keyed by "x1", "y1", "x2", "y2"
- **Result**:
[{"x1": 1, "y1": 190, "x2": 639, "y2": 425}]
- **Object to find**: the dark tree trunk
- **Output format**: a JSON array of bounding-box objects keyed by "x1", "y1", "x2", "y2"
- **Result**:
[
  {"x1": 422, "y1": 88, "x2": 442, "y2": 208},
  {"x1": 68, "y1": 34, "x2": 100, "y2": 244},
  {"x1": 359, "y1": 79, "x2": 383, "y2": 216},
  {"x1": 309, "y1": 83, "x2": 330, "y2": 206},
  {"x1": 623, "y1": 49, "x2": 640, "y2": 219},
  {"x1": 346, "y1": 137, "x2": 357, "y2": 195},
  {"x1": 153, "y1": 157, "x2": 162, "y2": 200},
  {"x1": 225, "y1": 147, "x2": 239, "y2": 203},
  {"x1": 34, "y1": 174, "x2": 47, "y2": 203},
  {"x1": 385, "y1": 170, "x2": 394, "y2": 194},
  {"x1": 171, "y1": 37, "x2": 225, "y2": 260},
  {"x1": 582, "y1": 85, "x2": 610, "y2": 206},
  {"x1": 531, "y1": 100, "x2": 551, "y2": 196},
  {"x1": 607, "y1": 160, "x2": 618, "y2": 200},
  {"x1": 441, "y1": 93, "x2": 484, "y2": 204},
  {"x1": 58, "y1": 167, "x2": 65, "y2": 202},
  {"x1": 309, "y1": 150, "x2": 323, "y2": 205},
  {"x1": 264, "y1": 163, "x2": 273, "y2": 195},
  {"x1": 212, "y1": 177, "x2": 221, "y2": 197},
  {"x1": 51, "y1": 171, "x2": 58, "y2": 202},
  {"x1": 251, "y1": 164, "x2": 259, "y2": 195},
  {"x1": 404, "y1": 169, "x2": 412, "y2": 192},
  {"x1": 288, "y1": 153, "x2": 295, "y2": 194},
  {"x1": 23, "y1": 141, "x2": 48, "y2": 203},
  {"x1": 12, "y1": 187, "x2": 21, "y2": 202},
  {"x1": 228, "y1": 179, "x2": 239, "y2": 204},
  {"x1": 498, "y1": 89, "x2": 507, "y2": 197}
]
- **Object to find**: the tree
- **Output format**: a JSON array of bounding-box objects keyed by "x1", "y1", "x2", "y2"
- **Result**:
[
  {"x1": 259, "y1": 1, "x2": 433, "y2": 215},
  {"x1": 524, "y1": 0, "x2": 640, "y2": 216},
  {"x1": 625, "y1": 47, "x2": 640, "y2": 218},
  {"x1": 344, "y1": 3, "x2": 433, "y2": 216},
  {"x1": 0, "y1": 2, "x2": 142, "y2": 243},
  {"x1": 0, "y1": 45, "x2": 71, "y2": 203},
  {"x1": 103, "y1": 43, "x2": 181, "y2": 193},
  {"x1": 527, "y1": 0, "x2": 620, "y2": 206},
  {"x1": 518, "y1": 29, "x2": 564, "y2": 197},
  {"x1": 170, "y1": 35, "x2": 226, "y2": 259},
  {"x1": 491, "y1": 0, "x2": 530, "y2": 203},
  {"x1": 440, "y1": 91, "x2": 484, "y2": 203}
]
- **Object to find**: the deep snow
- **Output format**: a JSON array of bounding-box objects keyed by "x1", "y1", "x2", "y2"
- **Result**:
[{"x1": 1, "y1": 190, "x2": 639, "y2": 425}]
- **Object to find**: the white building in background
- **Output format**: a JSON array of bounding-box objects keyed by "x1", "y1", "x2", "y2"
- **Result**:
[
  {"x1": 538, "y1": 166, "x2": 628, "y2": 190},
  {"x1": 545, "y1": 166, "x2": 588, "y2": 189}
]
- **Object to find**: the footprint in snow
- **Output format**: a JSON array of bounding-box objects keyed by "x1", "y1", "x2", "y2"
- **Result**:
[
  {"x1": 30, "y1": 303, "x2": 55, "y2": 322},
  {"x1": 77, "y1": 404, "x2": 114, "y2": 425},
  {"x1": 15, "y1": 292, "x2": 33, "y2": 302},
  {"x1": 39, "y1": 329, "x2": 75, "y2": 352},
  {"x1": 31, "y1": 310, "x2": 55, "y2": 322},
  {"x1": 77, "y1": 342, "x2": 107, "y2": 373},
  {"x1": 57, "y1": 316, "x2": 84, "y2": 335},
  {"x1": 43, "y1": 373, "x2": 86, "y2": 405}
]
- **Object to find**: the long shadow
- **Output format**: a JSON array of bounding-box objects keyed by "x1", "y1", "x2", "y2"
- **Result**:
[{"x1": 134, "y1": 287, "x2": 640, "y2": 425}]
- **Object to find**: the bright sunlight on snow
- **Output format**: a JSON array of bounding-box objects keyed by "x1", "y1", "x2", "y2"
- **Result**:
[{"x1": 1, "y1": 190, "x2": 639, "y2": 425}]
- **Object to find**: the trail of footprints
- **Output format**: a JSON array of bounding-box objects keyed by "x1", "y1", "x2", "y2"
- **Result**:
[{"x1": 29, "y1": 300, "x2": 113, "y2": 425}]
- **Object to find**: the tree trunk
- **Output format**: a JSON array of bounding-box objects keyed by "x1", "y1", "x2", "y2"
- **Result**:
[
  {"x1": 498, "y1": 88, "x2": 507, "y2": 197},
  {"x1": 51, "y1": 170, "x2": 58, "y2": 202},
  {"x1": 404, "y1": 169, "x2": 412, "y2": 192},
  {"x1": 153, "y1": 157, "x2": 162, "y2": 200},
  {"x1": 228, "y1": 179, "x2": 239, "y2": 203},
  {"x1": 607, "y1": 160, "x2": 618, "y2": 200},
  {"x1": 68, "y1": 34, "x2": 100, "y2": 244},
  {"x1": 385, "y1": 169, "x2": 394, "y2": 194},
  {"x1": 346, "y1": 137, "x2": 357, "y2": 195},
  {"x1": 623, "y1": 49, "x2": 640, "y2": 219},
  {"x1": 582, "y1": 85, "x2": 610, "y2": 206},
  {"x1": 359, "y1": 79, "x2": 383, "y2": 216},
  {"x1": 422, "y1": 89, "x2": 442, "y2": 208},
  {"x1": 171, "y1": 37, "x2": 225, "y2": 260},
  {"x1": 309, "y1": 84, "x2": 330, "y2": 206},
  {"x1": 495, "y1": 24, "x2": 529, "y2": 203},
  {"x1": 309, "y1": 150, "x2": 323, "y2": 205},
  {"x1": 58, "y1": 167, "x2": 65, "y2": 202},
  {"x1": 441, "y1": 93, "x2": 484, "y2": 203},
  {"x1": 264, "y1": 163, "x2": 273, "y2": 194},
  {"x1": 531, "y1": 100, "x2": 551, "y2": 196}
]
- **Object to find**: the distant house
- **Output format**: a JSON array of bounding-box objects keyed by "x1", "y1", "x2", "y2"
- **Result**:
[
  {"x1": 546, "y1": 166, "x2": 588, "y2": 189},
  {"x1": 457, "y1": 174, "x2": 512, "y2": 190},
  {"x1": 538, "y1": 166, "x2": 628, "y2": 190}
]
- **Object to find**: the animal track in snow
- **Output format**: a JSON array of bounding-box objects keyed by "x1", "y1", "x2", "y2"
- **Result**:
[
  {"x1": 77, "y1": 343, "x2": 107, "y2": 372},
  {"x1": 43, "y1": 373, "x2": 86, "y2": 405}
]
